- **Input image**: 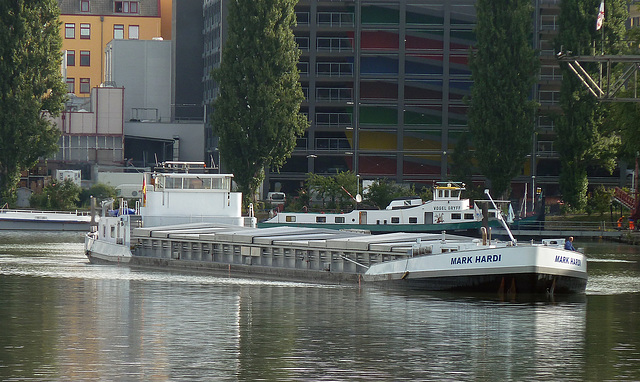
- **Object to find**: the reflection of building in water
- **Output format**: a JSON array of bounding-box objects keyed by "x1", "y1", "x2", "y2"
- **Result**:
[
  {"x1": 235, "y1": 287, "x2": 587, "y2": 381},
  {"x1": 53, "y1": 274, "x2": 589, "y2": 380}
]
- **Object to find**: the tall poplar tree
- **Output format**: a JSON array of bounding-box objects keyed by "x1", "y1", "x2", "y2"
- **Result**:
[
  {"x1": 211, "y1": 0, "x2": 308, "y2": 202},
  {"x1": 468, "y1": 0, "x2": 539, "y2": 197},
  {"x1": 0, "y1": 0, "x2": 66, "y2": 204},
  {"x1": 555, "y1": 0, "x2": 626, "y2": 209}
]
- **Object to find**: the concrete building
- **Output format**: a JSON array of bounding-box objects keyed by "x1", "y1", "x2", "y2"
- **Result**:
[
  {"x1": 105, "y1": 39, "x2": 206, "y2": 168},
  {"x1": 105, "y1": 39, "x2": 172, "y2": 122},
  {"x1": 48, "y1": 87, "x2": 125, "y2": 183}
]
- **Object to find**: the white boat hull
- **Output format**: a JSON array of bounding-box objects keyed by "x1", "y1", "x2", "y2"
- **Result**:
[
  {"x1": 85, "y1": 234, "x2": 132, "y2": 264},
  {"x1": 364, "y1": 245, "x2": 587, "y2": 294}
]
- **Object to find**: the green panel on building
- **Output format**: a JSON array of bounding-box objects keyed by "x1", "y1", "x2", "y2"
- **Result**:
[
  {"x1": 360, "y1": 106, "x2": 398, "y2": 125},
  {"x1": 361, "y1": 5, "x2": 399, "y2": 25}
]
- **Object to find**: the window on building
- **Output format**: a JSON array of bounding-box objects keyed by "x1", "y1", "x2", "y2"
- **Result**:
[
  {"x1": 66, "y1": 78, "x2": 75, "y2": 93},
  {"x1": 80, "y1": 78, "x2": 90, "y2": 94},
  {"x1": 80, "y1": 23, "x2": 90, "y2": 39},
  {"x1": 115, "y1": 1, "x2": 139, "y2": 13},
  {"x1": 129, "y1": 25, "x2": 139, "y2": 40},
  {"x1": 66, "y1": 50, "x2": 75, "y2": 66},
  {"x1": 80, "y1": 0, "x2": 90, "y2": 12},
  {"x1": 113, "y1": 24, "x2": 124, "y2": 39},
  {"x1": 65, "y1": 23, "x2": 75, "y2": 39},
  {"x1": 80, "y1": 51, "x2": 90, "y2": 66}
]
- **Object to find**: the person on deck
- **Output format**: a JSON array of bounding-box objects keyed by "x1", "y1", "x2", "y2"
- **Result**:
[{"x1": 564, "y1": 236, "x2": 576, "y2": 251}]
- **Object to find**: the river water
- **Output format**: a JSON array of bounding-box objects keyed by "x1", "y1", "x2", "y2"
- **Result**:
[{"x1": 0, "y1": 232, "x2": 638, "y2": 381}]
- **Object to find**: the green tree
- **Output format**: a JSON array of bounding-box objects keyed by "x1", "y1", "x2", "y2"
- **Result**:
[
  {"x1": 365, "y1": 179, "x2": 407, "y2": 210},
  {"x1": 306, "y1": 172, "x2": 335, "y2": 208},
  {"x1": 79, "y1": 183, "x2": 116, "y2": 207},
  {"x1": 586, "y1": 184, "x2": 612, "y2": 216},
  {"x1": 305, "y1": 171, "x2": 357, "y2": 210},
  {"x1": 468, "y1": 0, "x2": 539, "y2": 197},
  {"x1": 0, "y1": 1, "x2": 66, "y2": 204},
  {"x1": 449, "y1": 132, "x2": 474, "y2": 187},
  {"x1": 211, "y1": 0, "x2": 308, "y2": 204},
  {"x1": 609, "y1": 27, "x2": 640, "y2": 164},
  {"x1": 555, "y1": 0, "x2": 626, "y2": 209},
  {"x1": 30, "y1": 179, "x2": 80, "y2": 210}
]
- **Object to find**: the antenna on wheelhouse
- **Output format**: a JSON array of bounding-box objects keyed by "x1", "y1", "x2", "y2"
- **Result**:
[{"x1": 484, "y1": 189, "x2": 516, "y2": 245}]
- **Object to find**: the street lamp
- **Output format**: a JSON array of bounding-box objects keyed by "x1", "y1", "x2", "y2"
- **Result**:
[{"x1": 356, "y1": 174, "x2": 362, "y2": 204}]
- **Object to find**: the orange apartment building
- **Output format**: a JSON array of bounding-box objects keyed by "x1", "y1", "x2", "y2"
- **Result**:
[{"x1": 58, "y1": 0, "x2": 171, "y2": 97}]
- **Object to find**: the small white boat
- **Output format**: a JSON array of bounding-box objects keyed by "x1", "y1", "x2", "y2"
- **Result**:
[
  {"x1": 260, "y1": 182, "x2": 511, "y2": 234},
  {"x1": 84, "y1": 161, "x2": 257, "y2": 264},
  {"x1": 0, "y1": 207, "x2": 92, "y2": 231}
]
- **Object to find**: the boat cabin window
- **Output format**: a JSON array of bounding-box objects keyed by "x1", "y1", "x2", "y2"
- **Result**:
[
  {"x1": 438, "y1": 190, "x2": 444, "y2": 198},
  {"x1": 489, "y1": 212, "x2": 496, "y2": 218},
  {"x1": 316, "y1": 216, "x2": 327, "y2": 223},
  {"x1": 451, "y1": 190, "x2": 460, "y2": 198},
  {"x1": 156, "y1": 175, "x2": 229, "y2": 191},
  {"x1": 464, "y1": 213, "x2": 474, "y2": 220},
  {"x1": 285, "y1": 216, "x2": 296, "y2": 223},
  {"x1": 391, "y1": 217, "x2": 400, "y2": 224},
  {"x1": 409, "y1": 217, "x2": 417, "y2": 224},
  {"x1": 451, "y1": 213, "x2": 461, "y2": 220},
  {"x1": 335, "y1": 216, "x2": 345, "y2": 223}
]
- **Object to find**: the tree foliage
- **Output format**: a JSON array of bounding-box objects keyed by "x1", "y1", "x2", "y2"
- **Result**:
[
  {"x1": 364, "y1": 180, "x2": 432, "y2": 210},
  {"x1": 306, "y1": 171, "x2": 357, "y2": 210},
  {"x1": 79, "y1": 183, "x2": 117, "y2": 207},
  {"x1": 468, "y1": 0, "x2": 539, "y2": 198},
  {"x1": 555, "y1": 0, "x2": 626, "y2": 209},
  {"x1": 211, "y1": 0, "x2": 308, "y2": 203},
  {"x1": 30, "y1": 179, "x2": 80, "y2": 210},
  {"x1": 0, "y1": 0, "x2": 66, "y2": 204},
  {"x1": 609, "y1": 27, "x2": 640, "y2": 163},
  {"x1": 585, "y1": 184, "x2": 612, "y2": 216}
]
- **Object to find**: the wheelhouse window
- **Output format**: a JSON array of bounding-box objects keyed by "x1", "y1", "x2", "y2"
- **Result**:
[
  {"x1": 80, "y1": 23, "x2": 90, "y2": 39},
  {"x1": 79, "y1": 51, "x2": 90, "y2": 66},
  {"x1": 114, "y1": 24, "x2": 124, "y2": 39},
  {"x1": 65, "y1": 23, "x2": 75, "y2": 38},
  {"x1": 79, "y1": 78, "x2": 90, "y2": 94},
  {"x1": 66, "y1": 50, "x2": 75, "y2": 66}
]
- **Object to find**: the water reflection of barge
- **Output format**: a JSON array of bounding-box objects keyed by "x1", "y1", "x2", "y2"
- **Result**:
[{"x1": 85, "y1": 162, "x2": 587, "y2": 294}]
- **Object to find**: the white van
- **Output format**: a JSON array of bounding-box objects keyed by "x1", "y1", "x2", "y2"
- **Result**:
[{"x1": 267, "y1": 192, "x2": 286, "y2": 206}]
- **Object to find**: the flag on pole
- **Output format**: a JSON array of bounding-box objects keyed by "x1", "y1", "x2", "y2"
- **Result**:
[
  {"x1": 142, "y1": 175, "x2": 147, "y2": 207},
  {"x1": 596, "y1": 0, "x2": 605, "y2": 31}
]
